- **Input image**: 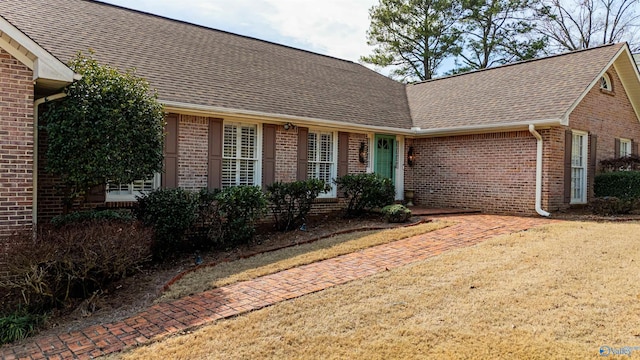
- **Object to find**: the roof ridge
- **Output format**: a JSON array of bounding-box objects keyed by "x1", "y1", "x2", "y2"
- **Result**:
[
  {"x1": 409, "y1": 43, "x2": 622, "y2": 86},
  {"x1": 89, "y1": 0, "x2": 357, "y2": 65}
]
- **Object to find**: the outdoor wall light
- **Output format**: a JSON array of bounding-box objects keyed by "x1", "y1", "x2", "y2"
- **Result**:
[
  {"x1": 358, "y1": 141, "x2": 367, "y2": 164},
  {"x1": 407, "y1": 146, "x2": 416, "y2": 167},
  {"x1": 283, "y1": 122, "x2": 294, "y2": 130}
]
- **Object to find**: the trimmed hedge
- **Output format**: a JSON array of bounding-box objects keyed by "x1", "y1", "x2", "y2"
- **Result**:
[
  {"x1": 594, "y1": 171, "x2": 640, "y2": 200},
  {"x1": 334, "y1": 173, "x2": 395, "y2": 217},
  {"x1": 266, "y1": 179, "x2": 331, "y2": 231}
]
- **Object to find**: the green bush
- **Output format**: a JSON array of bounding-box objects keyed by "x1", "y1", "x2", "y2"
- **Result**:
[
  {"x1": 0, "y1": 310, "x2": 45, "y2": 345},
  {"x1": 0, "y1": 222, "x2": 152, "y2": 311},
  {"x1": 51, "y1": 209, "x2": 133, "y2": 227},
  {"x1": 381, "y1": 204, "x2": 412, "y2": 223},
  {"x1": 334, "y1": 173, "x2": 395, "y2": 217},
  {"x1": 216, "y1": 186, "x2": 267, "y2": 247},
  {"x1": 594, "y1": 171, "x2": 640, "y2": 201},
  {"x1": 266, "y1": 179, "x2": 331, "y2": 231},
  {"x1": 135, "y1": 188, "x2": 198, "y2": 259}
]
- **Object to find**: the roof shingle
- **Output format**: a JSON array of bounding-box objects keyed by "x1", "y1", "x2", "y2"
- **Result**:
[
  {"x1": 407, "y1": 44, "x2": 625, "y2": 130},
  {"x1": 0, "y1": 0, "x2": 413, "y2": 129}
]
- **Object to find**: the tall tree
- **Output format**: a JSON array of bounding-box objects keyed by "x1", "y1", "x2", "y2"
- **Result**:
[
  {"x1": 42, "y1": 51, "x2": 165, "y2": 211},
  {"x1": 455, "y1": 0, "x2": 547, "y2": 71},
  {"x1": 361, "y1": 0, "x2": 465, "y2": 81},
  {"x1": 535, "y1": 0, "x2": 640, "y2": 52}
]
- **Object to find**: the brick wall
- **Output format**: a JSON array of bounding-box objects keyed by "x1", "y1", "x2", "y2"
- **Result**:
[
  {"x1": 406, "y1": 131, "x2": 538, "y2": 215},
  {"x1": 275, "y1": 125, "x2": 298, "y2": 183},
  {"x1": 0, "y1": 49, "x2": 34, "y2": 235},
  {"x1": 348, "y1": 133, "x2": 368, "y2": 174},
  {"x1": 178, "y1": 115, "x2": 208, "y2": 190},
  {"x1": 568, "y1": 66, "x2": 640, "y2": 203}
]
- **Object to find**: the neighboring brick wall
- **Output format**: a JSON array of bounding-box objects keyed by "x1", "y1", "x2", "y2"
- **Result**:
[
  {"x1": 408, "y1": 131, "x2": 538, "y2": 215},
  {"x1": 568, "y1": 66, "x2": 640, "y2": 202},
  {"x1": 178, "y1": 115, "x2": 208, "y2": 191},
  {"x1": 275, "y1": 125, "x2": 298, "y2": 183},
  {"x1": 0, "y1": 49, "x2": 34, "y2": 235}
]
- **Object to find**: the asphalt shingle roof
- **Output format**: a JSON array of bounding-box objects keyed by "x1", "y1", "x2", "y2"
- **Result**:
[
  {"x1": 0, "y1": 1, "x2": 631, "y2": 133},
  {"x1": 407, "y1": 43, "x2": 624, "y2": 130},
  {"x1": 0, "y1": 0, "x2": 413, "y2": 129}
]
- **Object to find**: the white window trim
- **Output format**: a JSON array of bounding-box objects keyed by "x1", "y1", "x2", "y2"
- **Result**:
[
  {"x1": 571, "y1": 130, "x2": 588, "y2": 204},
  {"x1": 106, "y1": 173, "x2": 161, "y2": 202},
  {"x1": 620, "y1": 138, "x2": 632, "y2": 157},
  {"x1": 222, "y1": 121, "x2": 263, "y2": 188},
  {"x1": 600, "y1": 73, "x2": 612, "y2": 91},
  {"x1": 307, "y1": 128, "x2": 338, "y2": 198}
]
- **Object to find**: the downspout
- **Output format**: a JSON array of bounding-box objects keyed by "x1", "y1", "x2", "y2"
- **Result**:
[
  {"x1": 528, "y1": 124, "x2": 551, "y2": 217},
  {"x1": 33, "y1": 93, "x2": 67, "y2": 230}
]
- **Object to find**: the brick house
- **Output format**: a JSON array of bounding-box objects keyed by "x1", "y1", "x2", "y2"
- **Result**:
[{"x1": 1, "y1": 0, "x2": 640, "y2": 239}]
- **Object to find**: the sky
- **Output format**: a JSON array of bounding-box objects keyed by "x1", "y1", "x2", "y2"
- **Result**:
[{"x1": 99, "y1": 0, "x2": 379, "y2": 63}]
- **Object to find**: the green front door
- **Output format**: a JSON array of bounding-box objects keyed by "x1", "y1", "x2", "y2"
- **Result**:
[{"x1": 374, "y1": 134, "x2": 396, "y2": 184}]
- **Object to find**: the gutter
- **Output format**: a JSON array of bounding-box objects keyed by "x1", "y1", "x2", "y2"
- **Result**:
[
  {"x1": 33, "y1": 93, "x2": 68, "y2": 230},
  {"x1": 528, "y1": 124, "x2": 551, "y2": 217},
  {"x1": 163, "y1": 100, "x2": 563, "y2": 137}
]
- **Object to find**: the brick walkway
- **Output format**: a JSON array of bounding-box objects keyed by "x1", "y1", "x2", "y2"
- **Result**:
[{"x1": 0, "y1": 214, "x2": 556, "y2": 360}]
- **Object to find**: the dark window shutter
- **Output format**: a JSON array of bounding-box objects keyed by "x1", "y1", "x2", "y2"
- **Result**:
[
  {"x1": 338, "y1": 132, "x2": 349, "y2": 178},
  {"x1": 632, "y1": 140, "x2": 638, "y2": 156},
  {"x1": 86, "y1": 184, "x2": 105, "y2": 203},
  {"x1": 337, "y1": 132, "x2": 349, "y2": 197},
  {"x1": 563, "y1": 130, "x2": 573, "y2": 204},
  {"x1": 208, "y1": 118, "x2": 223, "y2": 189},
  {"x1": 614, "y1": 138, "x2": 621, "y2": 158},
  {"x1": 297, "y1": 127, "x2": 309, "y2": 181},
  {"x1": 263, "y1": 124, "x2": 276, "y2": 187},
  {"x1": 588, "y1": 134, "x2": 598, "y2": 201},
  {"x1": 162, "y1": 114, "x2": 179, "y2": 189}
]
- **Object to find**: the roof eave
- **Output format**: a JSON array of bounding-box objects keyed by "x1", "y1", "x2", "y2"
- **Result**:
[
  {"x1": 0, "y1": 16, "x2": 76, "y2": 86},
  {"x1": 409, "y1": 119, "x2": 563, "y2": 138},
  {"x1": 162, "y1": 100, "x2": 415, "y2": 135}
]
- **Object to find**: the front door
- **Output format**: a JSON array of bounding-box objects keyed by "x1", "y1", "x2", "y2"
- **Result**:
[{"x1": 374, "y1": 134, "x2": 395, "y2": 184}]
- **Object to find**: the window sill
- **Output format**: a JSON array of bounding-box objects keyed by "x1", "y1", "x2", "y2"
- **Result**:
[
  {"x1": 313, "y1": 197, "x2": 339, "y2": 203},
  {"x1": 600, "y1": 89, "x2": 615, "y2": 96}
]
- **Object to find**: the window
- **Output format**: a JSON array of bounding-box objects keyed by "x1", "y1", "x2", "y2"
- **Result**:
[
  {"x1": 570, "y1": 132, "x2": 588, "y2": 204},
  {"x1": 222, "y1": 122, "x2": 260, "y2": 188},
  {"x1": 307, "y1": 130, "x2": 337, "y2": 197},
  {"x1": 600, "y1": 73, "x2": 612, "y2": 91},
  {"x1": 106, "y1": 173, "x2": 161, "y2": 201},
  {"x1": 620, "y1": 138, "x2": 632, "y2": 157}
]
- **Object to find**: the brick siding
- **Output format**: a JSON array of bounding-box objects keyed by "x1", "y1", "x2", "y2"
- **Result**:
[
  {"x1": 0, "y1": 49, "x2": 34, "y2": 235},
  {"x1": 406, "y1": 131, "x2": 538, "y2": 215},
  {"x1": 275, "y1": 125, "x2": 298, "y2": 183},
  {"x1": 567, "y1": 66, "x2": 640, "y2": 202},
  {"x1": 178, "y1": 115, "x2": 208, "y2": 190}
]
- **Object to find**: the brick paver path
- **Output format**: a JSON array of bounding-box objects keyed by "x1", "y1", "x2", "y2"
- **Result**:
[{"x1": 1, "y1": 214, "x2": 556, "y2": 359}]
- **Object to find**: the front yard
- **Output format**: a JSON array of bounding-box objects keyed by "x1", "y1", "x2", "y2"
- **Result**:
[{"x1": 109, "y1": 221, "x2": 640, "y2": 360}]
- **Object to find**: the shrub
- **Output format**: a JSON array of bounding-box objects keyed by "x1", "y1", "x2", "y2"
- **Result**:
[
  {"x1": 334, "y1": 173, "x2": 395, "y2": 217},
  {"x1": 381, "y1": 204, "x2": 412, "y2": 223},
  {"x1": 590, "y1": 197, "x2": 633, "y2": 216},
  {"x1": 594, "y1": 171, "x2": 640, "y2": 201},
  {"x1": 51, "y1": 209, "x2": 133, "y2": 227},
  {"x1": 216, "y1": 186, "x2": 267, "y2": 247},
  {"x1": 0, "y1": 310, "x2": 45, "y2": 345},
  {"x1": 191, "y1": 188, "x2": 224, "y2": 247},
  {"x1": 135, "y1": 188, "x2": 198, "y2": 259},
  {"x1": 266, "y1": 179, "x2": 331, "y2": 231},
  {"x1": 599, "y1": 155, "x2": 640, "y2": 172},
  {"x1": 0, "y1": 222, "x2": 152, "y2": 311}
]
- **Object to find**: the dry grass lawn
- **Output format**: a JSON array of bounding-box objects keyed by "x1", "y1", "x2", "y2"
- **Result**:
[
  {"x1": 160, "y1": 221, "x2": 451, "y2": 301},
  {"x1": 111, "y1": 221, "x2": 640, "y2": 359}
]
